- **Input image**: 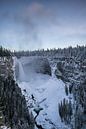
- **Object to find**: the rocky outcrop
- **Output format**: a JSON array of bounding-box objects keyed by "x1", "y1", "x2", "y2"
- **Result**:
[
  {"x1": 0, "y1": 76, "x2": 34, "y2": 129},
  {"x1": 55, "y1": 62, "x2": 64, "y2": 80}
]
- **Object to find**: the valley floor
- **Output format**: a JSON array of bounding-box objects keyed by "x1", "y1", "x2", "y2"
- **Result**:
[{"x1": 18, "y1": 66, "x2": 69, "y2": 129}]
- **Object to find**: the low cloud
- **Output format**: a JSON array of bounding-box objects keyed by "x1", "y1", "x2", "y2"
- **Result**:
[{"x1": 0, "y1": 1, "x2": 86, "y2": 50}]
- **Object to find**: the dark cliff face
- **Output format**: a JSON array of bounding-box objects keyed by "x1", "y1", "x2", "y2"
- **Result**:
[
  {"x1": 34, "y1": 58, "x2": 51, "y2": 76},
  {"x1": 0, "y1": 76, "x2": 34, "y2": 129}
]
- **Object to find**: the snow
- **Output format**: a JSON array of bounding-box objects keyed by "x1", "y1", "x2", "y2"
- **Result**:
[
  {"x1": 14, "y1": 56, "x2": 69, "y2": 129},
  {"x1": 0, "y1": 126, "x2": 11, "y2": 129}
]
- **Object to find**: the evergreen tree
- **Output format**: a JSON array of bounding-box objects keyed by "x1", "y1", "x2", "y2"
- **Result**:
[{"x1": 65, "y1": 85, "x2": 69, "y2": 96}]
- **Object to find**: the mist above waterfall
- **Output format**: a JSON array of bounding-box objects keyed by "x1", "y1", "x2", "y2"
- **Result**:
[{"x1": 14, "y1": 56, "x2": 51, "y2": 82}]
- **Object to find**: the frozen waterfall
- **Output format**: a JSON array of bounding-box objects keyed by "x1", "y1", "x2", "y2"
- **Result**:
[{"x1": 18, "y1": 60, "x2": 26, "y2": 82}]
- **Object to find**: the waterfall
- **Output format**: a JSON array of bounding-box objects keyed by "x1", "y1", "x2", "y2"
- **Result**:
[{"x1": 18, "y1": 61, "x2": 26, "y2": 81}]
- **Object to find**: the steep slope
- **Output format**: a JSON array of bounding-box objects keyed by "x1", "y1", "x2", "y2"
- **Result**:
[{"x1": 0, "y1": 57, "x2": 35, "y2": 129}]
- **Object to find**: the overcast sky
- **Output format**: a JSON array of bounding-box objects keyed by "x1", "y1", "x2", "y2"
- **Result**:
[{"x1": 0, "y1": 0, "x2": 86, "y2": 51}]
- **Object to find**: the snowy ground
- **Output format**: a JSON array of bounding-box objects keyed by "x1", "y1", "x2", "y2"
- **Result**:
[
  {"x1": 14, "y1": 57, "x2": 69, "y2": 129},
  {"x1": 0, "y1": 126, "x2": 11, "y2": 129}
]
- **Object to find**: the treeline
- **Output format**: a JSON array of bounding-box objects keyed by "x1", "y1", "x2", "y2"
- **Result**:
[
  {"x1": 1, "y1": 45, "x2": 86, "y2": 59},
  {"x1": 0, "y1": 46, "x2": 11, "y2": 56},
  {"x1": 13, "y1": 45, "x2": 86, "y2": 60}
]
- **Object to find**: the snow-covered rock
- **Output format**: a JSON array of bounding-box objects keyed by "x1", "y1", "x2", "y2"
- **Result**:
[{"x1": 0, "y1": 126, "x2": 11, "y2": 129}]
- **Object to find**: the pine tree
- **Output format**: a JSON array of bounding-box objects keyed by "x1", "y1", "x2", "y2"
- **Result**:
[{"x1": 65, "y1": 85, "x2": 68, "y2": 96}]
